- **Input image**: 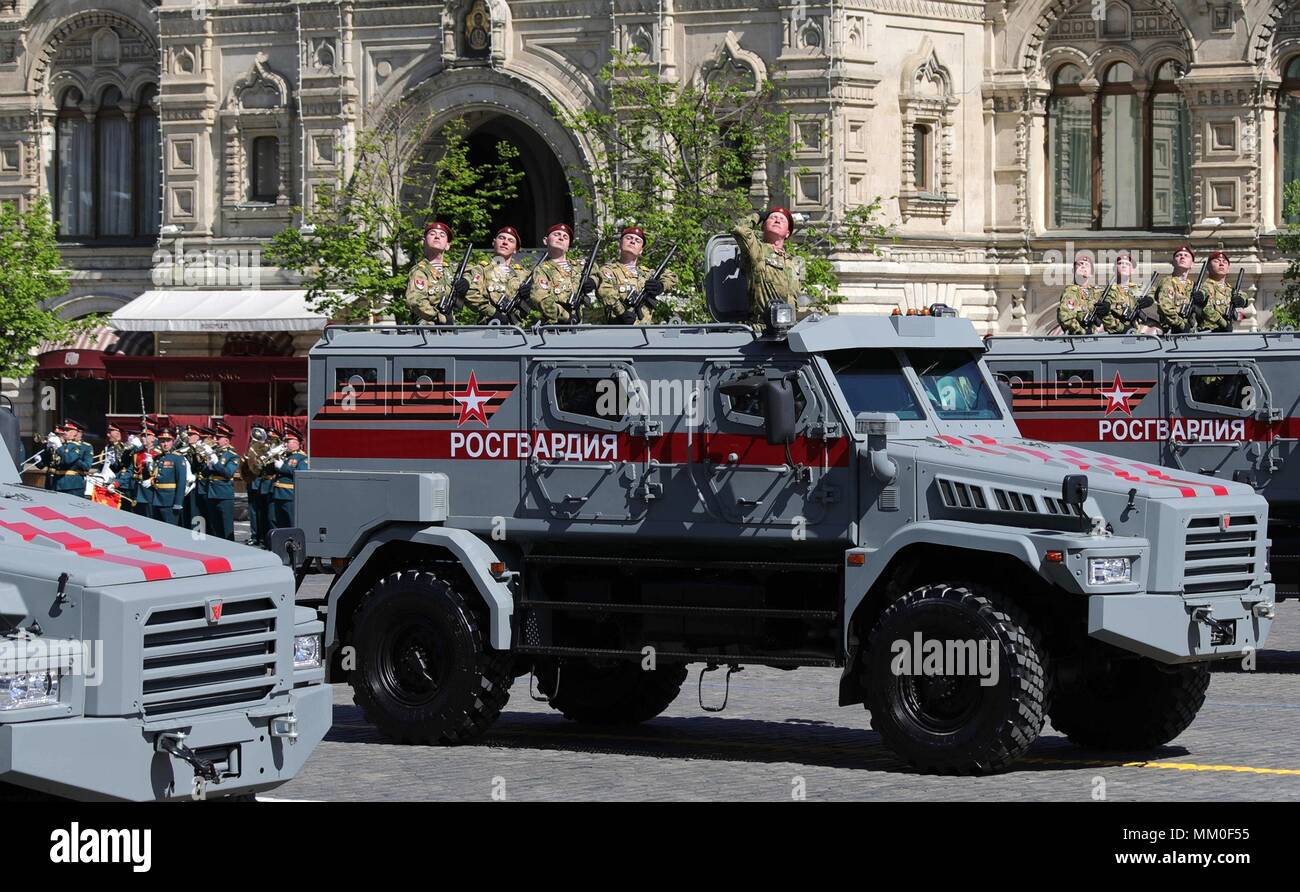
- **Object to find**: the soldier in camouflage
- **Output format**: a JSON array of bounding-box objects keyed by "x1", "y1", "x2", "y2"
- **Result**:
[
  {"x1": 1193, "y1": 250, "x2": 1246, "y2": 333},
  {"x1": 732, "y1": 207, "x2": 802, "y2": 323},
  {"x1": 1056, "y1": 254, "x2": 1102, "y2": 335},
  {"x1": 1154, "y1": 245, "x2": 1197, "y2": 333},
  {"x1": 533, "y1": 223, "x2": 592, "y2": 324},
  {"x1": 465, "y1": 226, "x2": 530, "y2": 323},
  {"x1": 406, "y1": 221, "x2": 470, "y2": 324},
  {"x1": 1091, "y1": 252, "x2": 1141, "y2": 334},
  {"x1": 597, "y1": 226, "x2": 678, "y2": 325}
]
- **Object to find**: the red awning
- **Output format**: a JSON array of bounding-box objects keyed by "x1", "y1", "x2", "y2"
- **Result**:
[
  {"x1": 36, "y1": 348, "x2": 108, "y2": 379},
  {"x1": 101, "y1": 355, "x2": 307, "y2": 383}
]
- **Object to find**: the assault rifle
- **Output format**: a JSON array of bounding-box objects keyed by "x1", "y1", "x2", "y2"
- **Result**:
[
  {"x1": 490, "y1": 253, "x2": 547, "y2": 325},
  {"x1": 623, "y1": 243, "x2": 677, "y2": 322},
  {"x1": 437, "y1": 243, "x2": 475, "y2": 317},
  {"x1": 566, "y1": 238, "x2": 603, "y2": 323}
]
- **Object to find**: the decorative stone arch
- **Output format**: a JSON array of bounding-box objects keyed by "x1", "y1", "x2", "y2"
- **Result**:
[
  {"x1": 1139, "y1": 44, "x2": 1191, "y2": 81},
  {"x1": 1039, "y1": 45, "x2": 1091, "y2": 82},
  {"x1": 1087, "y1": 44, "x2": 1148, "y2": 85},
  {"x1": 47, "y1": 69, "x2": 90, "y2": 107},
  {"x1": 27, "y1": 8, "x2": 158, "y2": 95},
  {"x1": 1018, "y1": 0, "x2": 1195, "y2": 75},
  {"x1": 47, "y1": 291, "x2": 133, "y2": 321},
  {"x1": 86, "y1": 71, "x2": 133, "y2": 108},
  {"x1": 1251, "y1": 0, "x2": 1294, "y2": 70},
  {"x1": 219, "y1": 53, "x2": 293, "y2": 208},
  {"x1": 693, "y1": 31, "x2": 767, "y2": 93},
  {"x1": 378, "y1": 65, "x2": 599, "y2": 237}
]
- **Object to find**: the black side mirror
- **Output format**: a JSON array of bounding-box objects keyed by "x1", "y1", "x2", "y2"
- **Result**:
[
  {"x1": 762, "y1": 379, "x2": 797, "y2": 446},
  {"x1": 1062, "y1": 474, "x2": 1088, "y2": 507}
]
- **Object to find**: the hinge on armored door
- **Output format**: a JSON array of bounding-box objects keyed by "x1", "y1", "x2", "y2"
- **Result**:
[
  {"x1": 631, "y1": 419, "x2": 662, "y2": 438},
  {"x1": 811, "y1": 421, "x2": 842, "y2": 440},
  {"x1": 634, "y1": 479, "x2": 663, "y2": 501},
  {"x1": 813, "y1": 484, "x2": 841, "y2": 504}
]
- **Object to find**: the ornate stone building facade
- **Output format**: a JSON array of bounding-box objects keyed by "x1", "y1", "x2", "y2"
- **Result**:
[{"x1": 2, "y1": 0, "x2": 1300, "y2": 436}]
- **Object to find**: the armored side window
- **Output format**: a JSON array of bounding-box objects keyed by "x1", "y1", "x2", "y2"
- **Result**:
[
  {"x1": 828, "y1": 350, "x2": 923, "y2": 421},
  {"x1": 334, "y1": 367, "x2": 381, "y2": 409},
  {"x1": 1055, "y1": 368, "x2": 1093, "y2": 395},
  {"x1": 722, "y1": 371, "x2": 809, "y2": 425},
  {"x1": 1188, "y1": 372, "x2": 1254, "y2": 413},
  {"x1": 555, "y1": 375, "x2": 627, "y2": 423},
  {"x1": 403, "y1": 367, "x2": 446, "y2": 403}
]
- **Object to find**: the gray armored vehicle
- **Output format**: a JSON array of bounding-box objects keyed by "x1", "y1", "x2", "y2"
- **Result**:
[
  {"x1": 0, "y1": 404, "x2": 330, "y2": 800},
  {"x1": 984, "y1": 331, "x2": 1300, "y2": 598},
  {"x1": 281, "y1": 305, "x2": 1274, "y2": 775}
]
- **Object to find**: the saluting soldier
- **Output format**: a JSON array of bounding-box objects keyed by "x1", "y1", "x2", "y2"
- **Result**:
[
  {"x1": 269, "y1": 427, "x2": 308, "y2": 532},
  {"x1": 203, "y1": 422, "x2": 240, "y2": 541},
  {"x1": 1195, "y1": 250, "x2": 1245, "y2": 333},
  {"x1": 732, "y1": 207, "x2": 802, "y2": 324},
  {"x1": 142, "y1": 429, "x2": 187, "y2": 526},
  {"x1": 242, "y1": 425, "x2": 273, "y2": 546},
  {"x1": 532, "y1": 223, "x2": 592, "y2": 324},
  {"x1": 406, "y1": 221, "x2": 471, "y2": 324},
  {"x1": 464, "y1": 226, "x2": 531, "y2": 323},
  {"x1": 597, "y1": 226, "x2": 678, "y2": 325},
  {"x1": 1154, "y1": 245, "x2": 1198, "y2": 333},
  {"x1": 1056, "y1": 254, "x2": 1102, "y2": 335}
]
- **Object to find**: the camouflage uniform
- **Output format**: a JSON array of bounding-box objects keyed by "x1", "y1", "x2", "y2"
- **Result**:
[
  {"x1": 1095, "y1": 283, "x2": 1140, "y2": 334},
  {"x1": 732, "y1": 212, "x2": 801, "y2": 321},
  {"x1": 596, "y1": 261, "x2": 680, "y2": 325},
  {"x1": 1056, "y1": 283, "x2": 1101, "y2": 335},
  {"x1": 533, "y1": 256, "x2": 580, "y2": 324},
  {"x1": 1154, "y1": 274, "x2": 1195, "y2": 333},
  {"x1": 465, "y1": 257, "x2": 529, "y2": 323},
  {"x1": 405, "y1": 257, "x2": 458, "y2": 324},
  {"x1": 1196, "y1": 279, "x2": 1237, "y2": 333}
]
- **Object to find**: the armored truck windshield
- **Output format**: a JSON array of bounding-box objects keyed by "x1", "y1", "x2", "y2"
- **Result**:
[{"x1": 907, "y1": 348, "x2": 1002, "y2": 421}]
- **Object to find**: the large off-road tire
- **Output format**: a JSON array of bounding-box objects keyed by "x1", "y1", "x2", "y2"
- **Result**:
[
  {"x1": 864, "y1": 582, "x2": 1048, "y2": 775},
  {"x1": 348, "y1": 570, "x2": 512, "y2": 744},
  {"x1": 535, "y1": 659, "x2": 688, "y2": 726},
  {"x1": 1049, "y1": 658, "x2": 1209, "y2": 750}
]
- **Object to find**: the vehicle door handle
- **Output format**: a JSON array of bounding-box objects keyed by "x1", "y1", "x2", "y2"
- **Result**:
[
  {"x1": 563, "y1": 495, "x2": 589, "y2": 503},
  {"x1": 735, "y1": 498, "x2": 760, "y2": 508}
]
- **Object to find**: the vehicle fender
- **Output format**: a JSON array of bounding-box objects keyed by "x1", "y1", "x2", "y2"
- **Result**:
[{"x1": 325, "y1": 525, "x2": 513, "y2": 651}]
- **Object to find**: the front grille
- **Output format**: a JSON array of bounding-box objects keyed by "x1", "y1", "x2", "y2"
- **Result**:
[
  {"x1": 1182, "y1": 514, "x2": 1261, "y2": 597},
  {"x1": 140, "y1": 597, "x2": 278, "y2": 718}
]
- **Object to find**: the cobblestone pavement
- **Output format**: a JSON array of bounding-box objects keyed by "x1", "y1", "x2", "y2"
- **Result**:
[{"x1": 268, "y1": 556, "x2": 1300, "y2": 802}]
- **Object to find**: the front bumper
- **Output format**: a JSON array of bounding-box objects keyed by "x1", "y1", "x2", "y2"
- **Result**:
[
  {"x1": 0, "y1": 684, "x2": 331, "y2": 801},
  {"x1": 1088, "y1": 583, "x2": 1275, "y2": 664}
]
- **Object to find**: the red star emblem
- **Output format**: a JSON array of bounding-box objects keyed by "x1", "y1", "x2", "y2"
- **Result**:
[
  {"x1": 1099, "y1": 371, "x2": 1136, "y2": 417},
  {"x1": 450, "y1": 371, "x2": 493, "y2": 426}
]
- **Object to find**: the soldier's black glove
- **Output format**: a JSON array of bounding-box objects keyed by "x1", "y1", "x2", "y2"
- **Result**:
[
  {"x1": 620, "y1": 309, "x2": 638, "y2": 325},
  {"x1": 1231, "y1": 293, "x2": 1247, "y2": 309},
  {"x1": 515, "y1": 282, "x2": 533, "y2": 305},
  {"x1": 452, "y1": 277, "x2": 470, "y2": 299},
  {"x1": 1191, "y1": 290, "x2": 1208, "y2": 309},
  {"x1": 643, "y1": 278, "x2": 665, "y2": 298},
  {"x1": 1091, "y1": 299, "x2": 1111, "y2": 318},
  {"x1": 581, "y1": 277, "x2": 598, "y2": 295}
]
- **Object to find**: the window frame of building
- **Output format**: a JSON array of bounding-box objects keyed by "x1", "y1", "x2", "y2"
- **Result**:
[
  {"x1": 897, "y1": 41, "x2": 959, "y2": 223},
  {"x1": 1046, "y1": 58, "x2": 1190, "y2": 232},
  {"x1": 53, "y1": 83, "x2": 160, "y2": 244},
  {"x1": 1276, "y1": 56, "x2": 1300, "y2": 225}
]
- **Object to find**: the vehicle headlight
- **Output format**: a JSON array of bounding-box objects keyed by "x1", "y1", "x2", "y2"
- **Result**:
[
  {"x1": 1088, "y1": 556, "x2": 1133, "y2": 586},
  {"x1": 293, "y1": 634, "x2": 322, "y2": 670},
  {"x1": 0, "y1": 670, "x2": 60, "y2": 710}
]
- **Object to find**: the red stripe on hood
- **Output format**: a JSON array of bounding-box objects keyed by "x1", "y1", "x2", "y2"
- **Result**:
[
  {"x1": 0, "y1": 519, "x2": 172, "y2": 581},
  {"x1": 23, "y1": 506, "x2": 232, "y2": 574}
]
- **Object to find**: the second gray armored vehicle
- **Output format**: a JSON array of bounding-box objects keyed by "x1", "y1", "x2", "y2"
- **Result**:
[
  {"x1": 0, "y1": 405, "x2": 331, "y2": 800},
  {"x1": 282, "y1": 311, "x2": 1273, "y2": 774}
]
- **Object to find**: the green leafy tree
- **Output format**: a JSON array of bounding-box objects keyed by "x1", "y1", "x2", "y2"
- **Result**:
[
  {"x1": 1275, "y1": 180, "x2": 1300, "y2": 328},
  {"x1": 266, "y1": 104, "x2": 524, "y2": 322},
  {"x1": 0, "y1": 197, "x2": 93, "y2": 379},
  {"x1": 557, "y1": 54, "x2": 888, "y2": 321}
]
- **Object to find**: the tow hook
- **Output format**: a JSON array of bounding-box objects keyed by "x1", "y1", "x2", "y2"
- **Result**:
[
  {"x1": 270, "y1": 714, "x2": 299, "y2": 743},
  {"x1": 1189, "y1": 606, "x2": 1236, "y2": 644},
  {"x1": 1252, "y1": 602, "x2": 1276, "y2": 620},
  {"x1": 155, "y1": 731, "x2": 219, "y2": 783},
  {"x1": 698, "y1": 663, "x2": 743, "y2": 713}
]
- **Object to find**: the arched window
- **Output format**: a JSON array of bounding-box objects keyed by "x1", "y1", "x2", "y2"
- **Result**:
[
  {"x1": 1047, "y1": 64, "x2": 1091, "y2": 228},
  {"x1": 1047, "y1": 59, "x2": 1190, "y2": 231},
  {"x1": 56, "y1": 88, "x2": 91, "y2": 237},
  {"x1": 1278, "y1": 57, "x2": 1300, "y2": 222},
  {"x1": 136, "y1": 85, "x2": 160, "y2": 235},
  {"x1": 1099, "y1": 62, "x2": 1141, "y2": 229},
  {"x1": 1149, "y1": 61, "x2": 1192, "y2": 228},
  {"x1": 53, "y1": 82, "x2": 160, "y2": 241}
]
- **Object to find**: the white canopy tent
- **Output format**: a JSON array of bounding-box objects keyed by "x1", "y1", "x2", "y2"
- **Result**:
[{"x1": 109, "y1": 290, "x2": 328, "y2": 332}]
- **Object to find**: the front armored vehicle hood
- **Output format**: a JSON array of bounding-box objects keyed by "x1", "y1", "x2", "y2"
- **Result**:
[
  {"x1": 913, "y1": 433, "x2": 1252, "y2": 501},
  {"x1": 0, "y1": 482, "x2": 282, "y2": 587}
]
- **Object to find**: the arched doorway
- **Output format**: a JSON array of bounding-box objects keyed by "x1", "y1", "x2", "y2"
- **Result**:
[{"x1": 461, "y1": 111, "x2": 572, "y2": 247}]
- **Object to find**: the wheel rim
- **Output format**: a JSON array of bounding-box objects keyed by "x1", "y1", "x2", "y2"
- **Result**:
[
  {"x1": 898, "y1": 672, "x2": 983, "y2": 734},
  {"x1": 376, "y1": 613, "x2": 453, "y2": 708}
]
